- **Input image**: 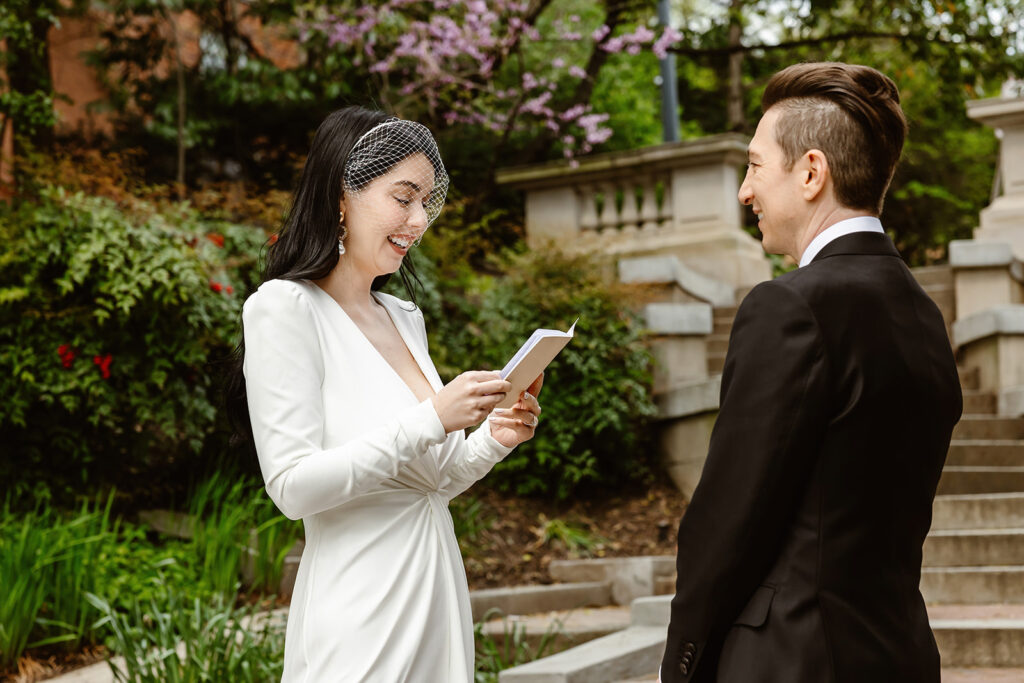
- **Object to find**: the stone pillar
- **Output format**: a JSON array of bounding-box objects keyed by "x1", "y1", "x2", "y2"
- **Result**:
[
  {"x1": 967, "y1": 96, "x2": 1024, "y2": 257},
  {"x1": 949, "y1": 240, "x2": 1024, "y2": 320}
]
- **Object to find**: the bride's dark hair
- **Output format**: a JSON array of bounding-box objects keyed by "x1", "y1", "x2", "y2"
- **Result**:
[{"x1": 223, "y1": 106, "x2": 427, "y2": 451}]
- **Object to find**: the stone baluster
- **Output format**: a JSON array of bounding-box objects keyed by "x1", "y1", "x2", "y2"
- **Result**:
[
  {"x1": 620, "y1": 182, "x2": 641, "y2": 234},
  {"x1": 639, "y1": 176, "x2": 661, "y2": 231},
  {"x1": 578, "y1": 185, "x2": 599, "y2": 232},
  {"x1": 598, "y1": 182, "x2": 619, "y2": 232}
]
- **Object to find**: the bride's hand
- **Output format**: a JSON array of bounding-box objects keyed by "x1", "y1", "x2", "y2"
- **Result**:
[
  {"x1": 432, "y1": 371, "x2": 511, "y2": 433},
  {"x1": 487, "y1": 373, "x2": 543, "y2": 448}
]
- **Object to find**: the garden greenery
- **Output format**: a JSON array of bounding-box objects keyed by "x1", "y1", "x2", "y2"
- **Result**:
[{"x1": 0, "y1": 188, "x2": 265, "y2": 497}]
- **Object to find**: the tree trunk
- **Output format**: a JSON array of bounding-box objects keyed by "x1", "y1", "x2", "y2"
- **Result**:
[{"x1": 726, "y1": 0, "x2": 745, "y2": 132}]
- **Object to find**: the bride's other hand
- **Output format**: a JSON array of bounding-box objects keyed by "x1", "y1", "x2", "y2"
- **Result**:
[
  {"x1": 487, "y1": 373, "x2": 543, "y2": 448},
  {"x1": 432, "y1": 371, "x2": 511, "y2": 433}
]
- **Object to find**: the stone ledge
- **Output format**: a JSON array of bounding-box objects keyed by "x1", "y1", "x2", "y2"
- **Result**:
[
  {"x1": 470, "y1": 582, "x2": 612, "y2": 622},
  {"x1": 952, "y1": 305, "x2": 1024, "y2": 348},
  {"x1": 643, "y1": 302, "x2": 713, "y2": 336},
  {"x1": 498, "y1": 625, "x2": 667, "y2": 683},
  {"x1": 655, "y1": 376, "x2": 721, "y2": 420},
  {"x1": 949, "y1": 240, "x2": 1016, "y2": 268},
  {"x1": 619, "y1": 255, "x2": 736, "y2": 307}
]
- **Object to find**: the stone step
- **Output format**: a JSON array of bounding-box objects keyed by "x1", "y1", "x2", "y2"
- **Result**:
[
  {"x1": 481, "y1": 605, "x2": 630, "y2": 656},
  {"x1": 708, "y1": 353, "x2": 726, "y2": 375},
  {"x1": 498, "y1": 625, "x2": 666, "y2": 683},
  {"x1": 712, "y1": 306, "x2": 738, "y2": 320},
  {"x1": 619, "y1": 673, "x2": 1024, "y2": 683},
  {"x1": 706, "y1": 337, "x2": 729, "y2": 354},
  {"x1": 933, "y1": 493, "x2": 1024, "y2": 530},
  {"x1": 958, "y1": 367, "x2": 981, "y2": 393},
  {"x1": 471, "y1": 582, "x2": 612, "y2": 622},
  {"x1": 922, "y1": 566, "x2": 1024, "y2": 604},
  {"x1": 712, "y1": 320, "x2": 732, "y2": 336},
  {"x1": 925, "y1": 529, "x2": 1024, "y2": 567},
  {"x1": 942, "y1": 670, "x2": 1024, "y2": 683},
  {"x1": 947, "y1": 442, "x2": 1024, "y2": 467},
  {"x1": 930, "y1": 604, "x2": 1024, "y2": 667},
  {"x1": 953, "y1": 416, "x2": 1024, "y2": 441},
  {"x1": 963, "y1": 392, "x2": 998, "y2": 415},
  {"x1": 925, "y1": 284, "x2": 956, "y2": 319},
  {"x1": 937, "y1": 467, "x2": 1024, "y2": 495}
]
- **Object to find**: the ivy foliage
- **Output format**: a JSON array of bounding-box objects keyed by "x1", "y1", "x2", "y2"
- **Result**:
[
  {"x1": 396, "y1": 243, "x2": 658, "y2": 500},
  {"x1": 0, "y1": 189, "x2": 266, "y2": 496}
]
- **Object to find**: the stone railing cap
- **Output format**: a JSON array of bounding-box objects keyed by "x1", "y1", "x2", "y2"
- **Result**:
[
  {"x1": 495, "y1": 133, "x2": 749, "y2": 190},
  {"x1": 643, "y1": 302, "x2": 713, "y2": 336},
  {"x1": 952, "y1": 304, "x2": 1024, "y2": 349},
  {"x1": 966, "y1": 95, "x2": 1024, "y2": 127},
  {"x1": 949, "y1": 240, "x2": 1015, "y2": 268}
]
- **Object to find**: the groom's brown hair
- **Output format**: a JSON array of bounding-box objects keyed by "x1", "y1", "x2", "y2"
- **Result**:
[{"x1": 762, "y1": 62, "x2": 908, "y2": 214}]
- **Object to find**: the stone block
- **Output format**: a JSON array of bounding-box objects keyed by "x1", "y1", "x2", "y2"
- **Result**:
[
  {"x1": 648, "y1": 336, "x2": 708, "y2": 394},
  {"x1": 548, "y1": 557, "x2": 675, "y2": 607},
  {"x1": 630, "y1": 595, "x2": 672, "y2": 628},
  {"x1": 658, "y1": 410, "x2": 717, "y2": 499},
  {"x1": 621, "y1": 256, "x2": 735, "y2": 307},
  {"x1": 643, "y1": 302, "x2": 713, "y2": 335},
  {"x1": 469, "y1": 582, "x2": 613, "y2": 622},
  {"x1": 524, "y1": 187, "x2": 579, "y2": 246}
]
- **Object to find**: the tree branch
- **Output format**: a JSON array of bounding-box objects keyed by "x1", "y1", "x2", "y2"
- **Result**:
[{"x1": 669, "y1": 29, "x2": 993, "y2": 57}]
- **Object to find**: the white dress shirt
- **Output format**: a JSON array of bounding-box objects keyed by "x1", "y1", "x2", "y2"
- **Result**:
[{"x1": 798, "y1": 215, "x2": 885, "y2": 267}]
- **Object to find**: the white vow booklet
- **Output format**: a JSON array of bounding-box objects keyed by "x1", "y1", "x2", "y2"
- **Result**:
[{"x1": 495, "y1": 319, "x2": 577, "y2": 410}]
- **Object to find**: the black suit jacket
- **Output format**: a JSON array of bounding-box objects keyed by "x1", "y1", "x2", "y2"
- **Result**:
[{"x1": 661, "y1": 232, "x2": 962, "y2": 683}]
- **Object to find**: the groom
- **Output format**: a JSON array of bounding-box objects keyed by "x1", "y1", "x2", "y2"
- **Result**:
[{"x1": 659, "y1": 62, "x2": 962, "y2": 682}]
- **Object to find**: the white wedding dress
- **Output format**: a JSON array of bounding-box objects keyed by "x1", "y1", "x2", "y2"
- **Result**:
[{"x1": 242, "y1": 279, "x2": 513, "y2": 682}]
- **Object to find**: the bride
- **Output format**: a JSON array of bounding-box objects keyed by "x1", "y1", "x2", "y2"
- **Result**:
[{"x1": 227, "y1": 106, "x2": 543, "y2": 681}]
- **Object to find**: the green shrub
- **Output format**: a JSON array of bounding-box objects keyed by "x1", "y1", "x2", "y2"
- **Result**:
[
  {"x1": 87, "y1": 578, "x2": 286, "y2": 682},
  {"x1": 0, "y1": 187, "x2": 265, "y2": 495},
  {"x1": 402, "y1": 245, "x2": 657, "y2": 499}
]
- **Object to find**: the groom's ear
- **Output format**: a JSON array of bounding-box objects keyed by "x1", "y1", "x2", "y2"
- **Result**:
[{"x1": 798, "y1": 149, "x2": 829, "y2": 202}]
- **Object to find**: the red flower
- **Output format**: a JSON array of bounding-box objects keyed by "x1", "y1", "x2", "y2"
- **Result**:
[
  {"x1": 206, "y1": 233, "x2": 225, "y2": 248},
  {"x1": 58, "y1": 345, "x2": 75, "y2": 368},
  {"x1": 93, "y1": 354, "x2": 112, "y2": 379},
  {"x1": 57, "y1": 344, "x2": 70, "y2": 356},
  {"x1": 210, "y1": 280, "x2": 223, "y2": 293},
  {"x1": 225, "y1": 285, "x2": 234, "y2": 295}
]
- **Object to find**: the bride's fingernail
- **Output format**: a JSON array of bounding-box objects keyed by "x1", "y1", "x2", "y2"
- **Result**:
[
  {"x1": 487, "y1": 416, "x2": 501, "y2": 422},
  {"x1": 493, "y1": 409, "x2": 509, "y2": 414},
  {"x1": 523, "y1": 392, "x2": 534, "y2": 401}
]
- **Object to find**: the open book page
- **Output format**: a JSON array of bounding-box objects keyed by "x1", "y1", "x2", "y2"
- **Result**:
[{"x1": 496, "y1": 319, "x2": 577, "y2": 410}]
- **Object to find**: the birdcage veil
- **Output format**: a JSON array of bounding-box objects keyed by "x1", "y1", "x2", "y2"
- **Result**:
[{"x1": 342, "y1": 118, "x2": 449, "y2": 245}]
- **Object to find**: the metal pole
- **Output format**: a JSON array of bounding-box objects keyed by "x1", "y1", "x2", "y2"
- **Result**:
[{"x1": 657, "y1": 0, "x2": 680, "y2": 143}]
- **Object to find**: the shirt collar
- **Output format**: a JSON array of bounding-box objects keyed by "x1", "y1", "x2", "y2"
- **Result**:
[{"x1": 798, "y1": 216, "x2": 885, "y2": 268}]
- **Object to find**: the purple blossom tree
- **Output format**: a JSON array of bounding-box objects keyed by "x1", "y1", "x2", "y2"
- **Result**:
[{"x1": 306, "y1": 0, "x2": 678, "y2": 164}]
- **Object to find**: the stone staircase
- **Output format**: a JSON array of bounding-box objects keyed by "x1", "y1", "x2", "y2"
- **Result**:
[
  {"x1": 499, "y1": 365, "x2": 1024, "y2": 681},
  {"x1": 923, "y1": 365, "x2": 1024, "y2": 670}
]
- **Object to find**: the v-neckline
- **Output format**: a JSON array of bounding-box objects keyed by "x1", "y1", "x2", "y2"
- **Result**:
[{"x1": 308, "y1": 281, "x2": 439, "y2": 402}]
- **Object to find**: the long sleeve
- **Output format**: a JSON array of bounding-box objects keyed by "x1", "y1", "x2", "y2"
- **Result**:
[
  {"x1": 403, "y1": 304, "x2": 514, "y2": 500},
  {"x1": 661, "y1": 280, "x2": 831, "y2": 682},
  {"x1": 242, "y1": 280, "x2": 448, "y2": 520}
]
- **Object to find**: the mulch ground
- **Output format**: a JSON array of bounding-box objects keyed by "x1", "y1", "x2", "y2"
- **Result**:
[{"x1": 462, "y1": 482, "x2": 688, "y2": 589}]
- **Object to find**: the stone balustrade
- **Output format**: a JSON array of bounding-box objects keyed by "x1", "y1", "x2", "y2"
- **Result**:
[{"x1": 495, "y1": 134, "x2": 771, "y2": 292}]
